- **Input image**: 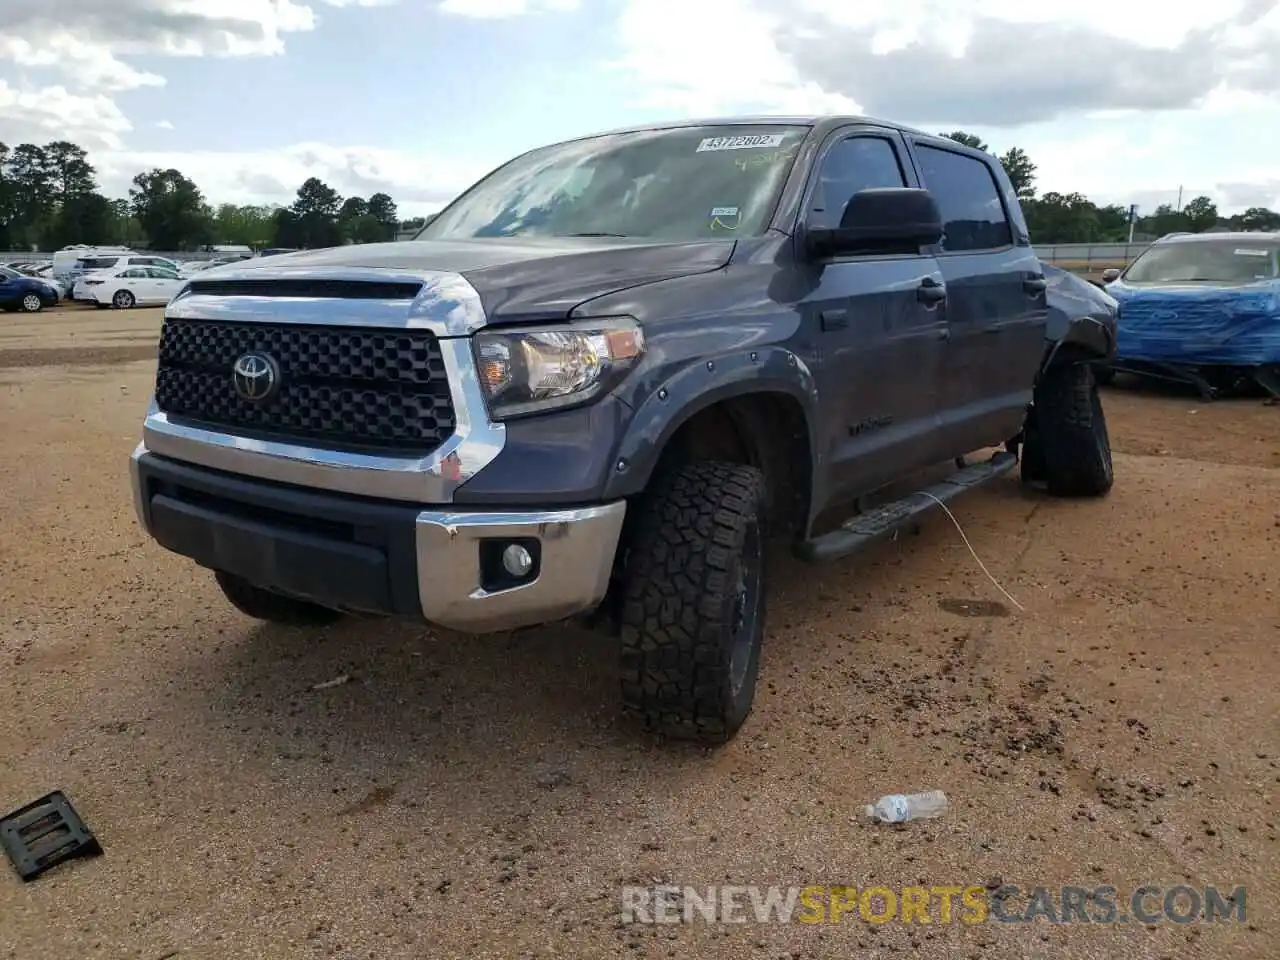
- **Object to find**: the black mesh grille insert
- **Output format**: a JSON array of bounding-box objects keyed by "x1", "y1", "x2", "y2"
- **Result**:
[{"x1": 154, "y1": 318, "x2": 455, "y2": 453}]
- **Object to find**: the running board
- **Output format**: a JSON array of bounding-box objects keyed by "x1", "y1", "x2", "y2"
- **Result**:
[{"x1": 795, "y1": 451, "x2": 1018, "y2": 563}]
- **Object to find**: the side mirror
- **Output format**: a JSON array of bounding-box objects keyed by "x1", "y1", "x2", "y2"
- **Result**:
[
  {"x1": 1100, "y1": 267, "x2": 1122, "y2": 283},
  {"x1": 806, "y1": 188, "x2": 944, "y2": 259}
]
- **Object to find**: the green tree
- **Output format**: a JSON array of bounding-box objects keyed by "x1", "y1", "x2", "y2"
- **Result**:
[
  {"x1": 998, "y1": 147, "x2": 1036, "y2": 200},
  {"x1": 0, "y1": 142, "x2": 14, "y2": 250},
  {"x1": 281, "y1": 177, "x2": 343, "y2": 248},
  {"x1": 1138, "y1": 203, "x2": 1191, "y2": 238},
  {"x1": 367, "y1": 192, "x2": 399, "y2": 241},
  {"x1": 42, "y1": 141, "x2": 97, "y2": 205},
  {"x1": 1024, "y1": 192, "x2": 1103, "y2": 243},
  {"x1": 1182, "y1": 195, "x2": 1219, "y2": 232},
  {"x1": 5, "y1": 144, "x2": 54, "y2": 247},
  {"x1": 1233, "y1": 207, "x2": 1280, "y2": 231},
  {"x1": 213, "y1": 203, "x2": 277, "y2": 248},
  {"x1": 129, "y1": 168, "x2": 214, "y2": 249},
  {"x1": 47, "y1": 192, "x2": 114, "y2": 248},
  {"x1": 941, "y1": 131, "x2": 988, "y2": 152}
]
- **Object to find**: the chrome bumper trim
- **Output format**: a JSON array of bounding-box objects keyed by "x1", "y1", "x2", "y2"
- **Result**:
[{"x1": 414, "y1": 502, "x2": 627, "y2": 633}]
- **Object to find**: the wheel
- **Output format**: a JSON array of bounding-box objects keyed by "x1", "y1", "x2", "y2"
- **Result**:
[
  {"x1": 214, "y1": 570, "x2": 345, "y2": 626},
  {"x1": 112, "y1": 289, "x2": 135, "y2": 309},
  {"x1": 1026, "y1": 361, "x2": 1114, "y2": 497},
  {"x1": 618, "y1": 460, "x2": 768, "y2": 744},
  {"x1": 20, "y1": 293, "x2": 43, "y2": 313}
]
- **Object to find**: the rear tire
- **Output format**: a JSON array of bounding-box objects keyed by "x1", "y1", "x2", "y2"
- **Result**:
[
  {"x1": 619, "y1": 461, "x2": 768, "y2": 745},
  {"x1": 1025, "y1": 361, "x2": 1114, "y2": 497},
  {"x1": 112, "y1": 289, "x2": 135, "y2": 309},
  {"x1": 214, "y1": 571, "x2": 345, "y2": 626}
]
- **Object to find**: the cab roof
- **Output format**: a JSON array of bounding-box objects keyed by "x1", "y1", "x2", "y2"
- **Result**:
[{"x1": 563, "y1": 115, "x2": 964, "y2": 152}]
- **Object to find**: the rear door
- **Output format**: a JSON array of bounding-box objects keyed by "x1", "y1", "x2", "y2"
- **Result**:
[
  {"x1": 907, "y1": 140, "x2": 1048, "y2": 457},
  {"x1": 794, "y1": 126, "x2": 950, "y2": 508}
]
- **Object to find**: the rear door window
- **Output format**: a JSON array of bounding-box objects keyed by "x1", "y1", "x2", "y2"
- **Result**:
[{"x1": 913, "y1": 145, "x2": 1013, "y2": 252}]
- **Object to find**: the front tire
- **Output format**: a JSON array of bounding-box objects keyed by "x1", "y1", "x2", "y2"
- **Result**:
[
  {"x1": 112, "y1": 289, "x2": 135, "y2": 309},
  {"x1": 1024, "y1": 361, "x2": 1114, "y2": 497},
  {"x1": 214, "y1": 571, "x2": 345, "y2": 626},
  {"x1": 20, "y1": 293, "x2": 43, "y2": 313},
  {"x1": 619, "y1": 461, "x2": 768, "y2": 745}
]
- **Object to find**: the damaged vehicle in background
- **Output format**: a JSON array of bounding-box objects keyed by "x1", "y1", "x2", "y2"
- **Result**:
[{"x1": 1098, "y1": 232, "x2": 1280, "y2": 399}]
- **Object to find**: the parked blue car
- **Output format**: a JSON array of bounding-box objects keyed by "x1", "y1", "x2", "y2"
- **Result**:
[
  {"x1": 0, "y1": 265, "x2": 60, "y2": 313},
  {"x1": 1099, "y1": 232, "x2": 1280, "y2": 399}
]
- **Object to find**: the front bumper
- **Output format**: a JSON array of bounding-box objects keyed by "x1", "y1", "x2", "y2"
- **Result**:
[{"x1": 130, "y1": 446, "x2": 627, "y2": 633}]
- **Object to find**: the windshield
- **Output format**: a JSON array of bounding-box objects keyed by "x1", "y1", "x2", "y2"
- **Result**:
[
  {"x1": 418, "y1": 124, "x2": 810, "y2": 242},
  {"x1": 0, "y1": 267, "x2": 21, "y2": 280},
  {"x1": 1123, "y1": 240, "x2": 1280, "y2": 284}
]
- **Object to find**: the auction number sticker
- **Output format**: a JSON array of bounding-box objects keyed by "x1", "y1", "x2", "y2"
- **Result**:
[
  {"x1": 697, "y1": 134, "x2": 787, "y2": 152},
  {"x1": 1234, "y1": 248, "x2": 1270, "y2": 256}
]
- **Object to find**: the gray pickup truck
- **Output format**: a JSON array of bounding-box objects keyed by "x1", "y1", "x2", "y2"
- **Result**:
[{"x1": 130, "y1": 116, "x2": 1118, "y2": 744}]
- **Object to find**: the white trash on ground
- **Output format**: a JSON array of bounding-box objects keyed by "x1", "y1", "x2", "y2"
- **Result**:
[{"x1": 862, "y1": 790, "x2": 949, "y2": 823}]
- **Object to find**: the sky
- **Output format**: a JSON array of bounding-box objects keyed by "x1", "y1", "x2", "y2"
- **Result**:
[{"x1": 2, "y1": 0, "x2": 1280, "y2": 218}]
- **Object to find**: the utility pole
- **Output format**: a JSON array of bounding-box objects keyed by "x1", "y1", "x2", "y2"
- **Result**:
[
  {"x1": 1175, "y1": 185, "x2": 1183, "y2": 212},
  {"x1": 1127, "y1": 204, "x2": 1138, "y2": 245}
]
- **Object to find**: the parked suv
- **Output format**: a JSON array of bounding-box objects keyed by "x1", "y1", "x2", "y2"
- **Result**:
[
  {"x1": 130, "y1": 116, "x2": 1118, "y2": 744},
  {"x1": 70, "y1": 254, "x2": 181, "y2": 299}
]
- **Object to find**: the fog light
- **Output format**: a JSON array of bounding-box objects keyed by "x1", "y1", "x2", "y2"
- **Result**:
[{"x1": 501, "y1": 543, "x2": 534, "y2": 577}]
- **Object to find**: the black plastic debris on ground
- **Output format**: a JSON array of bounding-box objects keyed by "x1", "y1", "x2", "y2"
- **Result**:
[{"x1": 1, "y1": 791, "x2": 102, "y2": 881}]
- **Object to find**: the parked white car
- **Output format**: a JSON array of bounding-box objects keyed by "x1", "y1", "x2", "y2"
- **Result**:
[{"x1": 76, "y1": 265, "x2": 186, "y2": 308}]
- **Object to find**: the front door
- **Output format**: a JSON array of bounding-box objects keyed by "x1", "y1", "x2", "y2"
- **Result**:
[
  {"x1": 909, "y1": 140, "x2": 1048, "y2": 457},
  {"x1": 795, "y1": 128, "x2": 952, "y2": 512}
]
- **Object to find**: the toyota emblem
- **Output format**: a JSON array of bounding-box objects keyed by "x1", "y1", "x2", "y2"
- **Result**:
[{"x1": 232, "y1": 352, "x2": 280, "y2": 402}]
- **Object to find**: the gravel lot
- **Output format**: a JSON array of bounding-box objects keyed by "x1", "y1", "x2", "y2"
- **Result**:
[{"x1": 2, "y1": 304, "x2": 1277, "y2": 959}]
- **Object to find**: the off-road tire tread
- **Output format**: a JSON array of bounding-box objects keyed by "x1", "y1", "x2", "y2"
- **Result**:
[
  {"x1": 215, "y1": 570, "x2": 344, "y2": 626},
  {"x1": 1033, "y1": 362, "x2": 1114, "y2": 497},
  {"x1": 619, "y1": 461, "x2": 766, "y2": 744}
]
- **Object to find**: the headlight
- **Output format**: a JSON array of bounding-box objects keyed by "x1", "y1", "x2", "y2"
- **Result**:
[{"x1": 473, "y1": 318, "x2": 645, "y2": 419}]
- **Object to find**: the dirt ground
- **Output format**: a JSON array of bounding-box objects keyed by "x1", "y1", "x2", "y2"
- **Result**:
[{"x1": 1, "y1": 305, "x2": 1277, "y2": 960}]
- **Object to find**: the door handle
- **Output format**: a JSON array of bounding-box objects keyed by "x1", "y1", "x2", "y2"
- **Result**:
[
  {"x1": 917, "y1": 277, "x2": 946, "y2": 304},
  {"x1": 1023, "y1": 275, "x2": 1047, "y2": 294}
]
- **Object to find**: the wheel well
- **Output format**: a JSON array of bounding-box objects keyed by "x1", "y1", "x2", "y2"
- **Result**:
[
  {"x1": 649, "y1": 392, "x2": 812, "y2": 540},
  {"x1": 1042, "y1": 338, "x2": 1106, "y2": 377}
]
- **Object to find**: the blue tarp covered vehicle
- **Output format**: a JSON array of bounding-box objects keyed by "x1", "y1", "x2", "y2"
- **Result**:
[{"x1": 1100, "y1": 232, "x2": 1280, "y2": 399}]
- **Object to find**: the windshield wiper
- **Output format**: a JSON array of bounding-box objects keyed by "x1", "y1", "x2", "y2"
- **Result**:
[{"x1": 561, "y1": 232, "x2": 629, "y2": 238}]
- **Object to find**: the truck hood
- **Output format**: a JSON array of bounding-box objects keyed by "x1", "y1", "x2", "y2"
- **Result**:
[{"x1": 209, "y1": 237, "x2": 736, "y2": 322}]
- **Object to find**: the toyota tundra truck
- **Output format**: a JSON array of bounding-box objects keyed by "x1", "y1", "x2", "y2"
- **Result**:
[{"x1": 129, "y1": 116, "x2": 1118, "y2": 745}]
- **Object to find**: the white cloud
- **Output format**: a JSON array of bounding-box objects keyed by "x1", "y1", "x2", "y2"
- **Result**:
[
  {"x1": 0, "y1": 80, "x2": 132, "y2": 149},
  {"x1": 155, "y1": 120, "x2": 175, "y2": 130},
  {"x1": 610, "y1": 0, "x2": 1280, "y2": 213},
  {"x1": 94, "y1": 141, "x2": 493, "y2": 216},
  {"x1": 438, "y1": 0, "x2": 580, "y2": 16}
]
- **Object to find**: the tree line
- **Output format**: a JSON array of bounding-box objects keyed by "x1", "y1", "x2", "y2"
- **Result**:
[
  {"x1": 2, "y1": 135, "x2": 1278, "y2": 253},
  {"x1": 0, "y1": 139, "x2": 411, "y2": 252}
]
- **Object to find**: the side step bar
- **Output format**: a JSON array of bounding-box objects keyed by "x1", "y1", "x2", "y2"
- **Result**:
[{"x1": 795, "y1": 451, "x2": 1018, "y2": 563}]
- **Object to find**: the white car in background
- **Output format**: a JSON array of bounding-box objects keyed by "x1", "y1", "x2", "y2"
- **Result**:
[{"x1": 76, "y1": 264, "x2": 186, "y2": 309}]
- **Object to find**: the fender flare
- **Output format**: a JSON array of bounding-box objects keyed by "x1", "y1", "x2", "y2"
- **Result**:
[
  {"x1": 601, "y1": 345, "x2": 821, "y2": 500},
  {"x1": 1042, "y1": 314, "x2": 1117, "y2": 372}
]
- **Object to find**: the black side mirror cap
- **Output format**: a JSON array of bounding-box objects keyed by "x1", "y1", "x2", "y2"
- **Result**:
[{"x1": 806, "y1": 187, "x2": 944, "y2": 259}]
